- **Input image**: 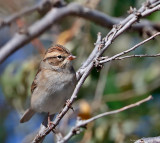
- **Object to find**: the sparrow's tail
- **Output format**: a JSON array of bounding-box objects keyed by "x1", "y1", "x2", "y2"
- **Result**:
[{"x1": 20, "y1": 108, "x2": 35, "y2": 123}]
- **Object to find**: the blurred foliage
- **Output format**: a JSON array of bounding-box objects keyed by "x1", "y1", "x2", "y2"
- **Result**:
[
  {"x1": 0, "y1": 0, "x2": 160, "y2": 143},
  {"x1": 0, "y1": 58, "x2": 39, "y2": 111}
]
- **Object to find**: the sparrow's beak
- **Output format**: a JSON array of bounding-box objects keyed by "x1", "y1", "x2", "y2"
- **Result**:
[{"x1": 68, "y1": 55, "x2": 76, "y2": 61}]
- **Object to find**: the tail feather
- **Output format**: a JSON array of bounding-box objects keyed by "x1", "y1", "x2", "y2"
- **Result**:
[{"x1": 20, "y1": 108, "x2": 35, "y2": 123}]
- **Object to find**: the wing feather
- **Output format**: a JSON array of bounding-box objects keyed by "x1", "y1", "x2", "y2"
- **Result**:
[{"x1": 31, "y1": 68, "x2": 41, "y2": 93}]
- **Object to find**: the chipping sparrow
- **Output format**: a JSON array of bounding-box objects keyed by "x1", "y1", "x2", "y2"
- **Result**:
[{"x1": 20, "y1": 44, "x2": 77, "y2": 123}]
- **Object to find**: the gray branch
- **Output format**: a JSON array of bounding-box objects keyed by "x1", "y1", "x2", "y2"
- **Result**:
[
  {"x1": 58, "y1": 96, "x2": 152, "y2": 143},
  {"x1": 0, "y1": 1, "x2": 160, "y2": 63},
  {"x1": 99, "y1": 32, "x2": 160, "y2": 64},
  {"x1": 134, "y1": 136, "x2": 160, "y2": 143}
]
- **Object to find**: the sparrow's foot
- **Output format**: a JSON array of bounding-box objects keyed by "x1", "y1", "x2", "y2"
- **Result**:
[
  {"x1": 48, "y1": 122, "x2": 56, "y2": 129},
  {"x1": 47, "y1": 113, "x2": 55, "y2": 128},
  {"x1": 66, "y1": 99, "x2": 74, "y2": 112}
]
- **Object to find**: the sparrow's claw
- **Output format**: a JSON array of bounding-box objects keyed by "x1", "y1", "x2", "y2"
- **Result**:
[
  {"x1": 66, "y1": 99, "x2": 74, "y2": 112},
  {"x1": 47, "y1": 113, "x2": 55, "y2": 128},
  {"x1": 47, "y1": 122, "x2": 56, "y2": 129}
]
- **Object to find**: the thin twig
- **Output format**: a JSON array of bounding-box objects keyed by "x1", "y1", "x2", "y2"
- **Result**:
[
  {"x1": 99, "y1": 32, "x2": 160, "y2": 64},
  {"x1": 85, "y1": 96, "x2": 152, "y2": 123},
  {"x1": 58, "y1": 96, "x2": 152, "y2": 143},
  {"x1": 114, "y1": 53, "x2": 160, "y2": 60}
]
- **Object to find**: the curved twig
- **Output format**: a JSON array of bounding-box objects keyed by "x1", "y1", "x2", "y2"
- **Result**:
[
  {"x1": 58, "y1": 96, "x2": 152, "y2": 143},
  {"x1": 99, "y1": 32, "x2": 160, "y2": 64}
]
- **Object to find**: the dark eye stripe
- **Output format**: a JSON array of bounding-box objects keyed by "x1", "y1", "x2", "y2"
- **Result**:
[
  {"x1": 43, "y1": 56, "x2": 57, "y2": 62},
  {"x1": 43, "y1": 55, "x2": 66, "y2": 62}
]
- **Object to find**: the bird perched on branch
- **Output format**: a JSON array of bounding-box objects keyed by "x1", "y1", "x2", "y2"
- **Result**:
[{"x1": 20, "y1": 44, "x2": 77, "y2": 124}]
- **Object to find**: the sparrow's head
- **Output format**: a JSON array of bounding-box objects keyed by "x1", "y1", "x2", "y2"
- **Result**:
[{"x1": 42, "y1": 44, "x2": 76, "y2": 70}]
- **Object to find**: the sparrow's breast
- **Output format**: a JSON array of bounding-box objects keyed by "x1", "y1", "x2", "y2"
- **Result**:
[{"x1": 31, "y1": 69, "x2": 76, "y2": 114}]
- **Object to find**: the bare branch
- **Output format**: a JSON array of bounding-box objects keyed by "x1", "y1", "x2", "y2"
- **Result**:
[
  {"x1": 0, "y1": 1, "x2": 160, "y2": 63},
  {"x1": 1, "y1": 0, "x2": 159, "y2": 31},
  {"x1": 99, "y1": 32, "x2": 160, "y2": 64},
  {"x1": 0, "y1": 0, "x2": 64, "y2": 28},
  {"x1": 134, "y1": 136, "x2": 160, "y2": 143},
  {"x1": 58, "y1": 96, "x2": 152, "y2": 143},
  {"x1": 114, "y1": 53, "x2": 160, "y2": 60},
  {"x1": 78, "y1": 2, "x2": 160, "y2": 74}
]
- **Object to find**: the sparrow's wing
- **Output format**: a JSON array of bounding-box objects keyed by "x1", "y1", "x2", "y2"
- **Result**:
[{"x1": 31, "y1": 68, "x2": 41, "y2": 93}]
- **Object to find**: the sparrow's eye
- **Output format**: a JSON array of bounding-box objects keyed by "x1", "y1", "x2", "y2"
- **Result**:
[
  {"x1": 57, "y1": 55, "x2": 62, "y2": 59},
  {"x1": 57, "y1": 55, "x2": 64, "y2": 61}
]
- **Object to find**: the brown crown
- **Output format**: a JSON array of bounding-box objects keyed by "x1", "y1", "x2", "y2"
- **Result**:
[
  {"x1": 43, "y1": 44, "x2": 71, "y2": 60},
  {"x1": 47, "y1": 44, "x2": 70, "y2": 54}
]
